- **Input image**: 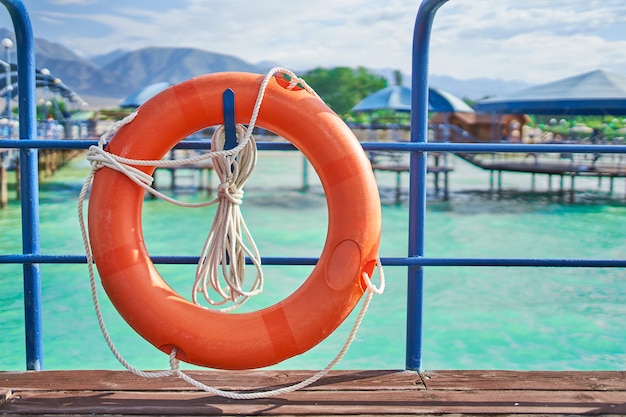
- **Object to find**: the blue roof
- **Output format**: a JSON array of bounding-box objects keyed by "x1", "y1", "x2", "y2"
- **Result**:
[
  {"x1": 475, "y1": 69, "x2": 626, "y2": 115},
  {"x1": 429, "y1": 87, "x2": 475, "y2": 113},
  {"x1": 119, "y1": 82, "x2": 170, "y2": 108},
  {"x1": 351, "y1": 85, "x2": 474, "y2": 113}
]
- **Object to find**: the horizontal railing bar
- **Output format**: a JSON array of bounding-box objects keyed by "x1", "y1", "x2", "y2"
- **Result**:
[
  {"x1": 403, "y1": 257, "x2": 626, "y2": 267},
  {"x1": 364, "y1": 142, "x2": 626, "y2": 154},
  {"x1": 0, "y1": 140, "x2": 295, "y2": 150},
  {"x1": 1, "y1": 139, "x2": 626, "y2": 154},
  {"x1": 0, "y1": 139, "x2": 99, "y2": 149},
  {"x1": 2, "y1": 254, "x2": 625, "y2": 267},
  {"x1": 0, "y1": 140, "x2": 299, "y2": 150}
]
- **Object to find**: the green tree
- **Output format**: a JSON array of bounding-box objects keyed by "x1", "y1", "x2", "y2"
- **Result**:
[
  {"x1": 302, "y1": 67, "x2": 387, "y2": 117},
  {"x1": 37, "y1": 98, "x2": 68, "y2": 120}
]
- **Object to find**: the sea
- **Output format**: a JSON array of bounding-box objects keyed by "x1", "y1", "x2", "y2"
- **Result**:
[{"x1": 1, "y1": 150, "x2": 626, "y2": 372}]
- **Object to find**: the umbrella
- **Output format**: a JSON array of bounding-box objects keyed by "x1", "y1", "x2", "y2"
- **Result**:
[
  {"x1": 475, "y1": 69, "x2": 626, "y2": 115},
  {"x1": 351, "y1": 85, "x2": 474, "y2": 113},
  {"x1": 119, "y1": 82, "x2": 170, "y2": 108}
]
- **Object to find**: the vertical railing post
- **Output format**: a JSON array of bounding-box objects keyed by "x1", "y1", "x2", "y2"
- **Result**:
[
  {"x1": 1, "y1": 0, "x2": 42, "y2": 370},
  {"x1": 407, "y1": 0, "x2": 448, "y2": 371}
]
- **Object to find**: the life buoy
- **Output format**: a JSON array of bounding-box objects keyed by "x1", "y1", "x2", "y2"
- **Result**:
[{"x1": 88, "y1": 72, "x2": 381, "y2": 370}]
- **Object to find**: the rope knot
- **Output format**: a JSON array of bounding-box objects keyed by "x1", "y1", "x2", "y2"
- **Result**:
[
  {"x1": 217, "y1": 181, "x2": 244, "y2": 204},
  {"x1": 85, "y1": 145, "x2": 154, "y2": 187},
  {"x1": 86, "y1": 146, "x2": 105, "y2": 171}
]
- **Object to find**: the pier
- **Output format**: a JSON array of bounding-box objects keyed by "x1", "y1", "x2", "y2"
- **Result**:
[
  {"x1": 151, "y1": 146, "x2": 453, "y2": 204},
  {"x1": 153, "y1": 149, "x2": 215, "y2": 194},
  {"x1": 0, "y1": 146, "x2": 81, "y2": 208},
  {"x1": 353, "y1": 126, "x2": 454, "y2": 202},
  {"x1": 371, "y1": 152, "x2": 453, "y2": 202},
  {"x1": 2, "y1": 369, "x2": 626, "y2": 415},
  {"x1": 426, "y1": 121, "x2": 626, "y2": 201},
  {"x1": 459, "y1": 151, "x2": 626, "y2": 201}
]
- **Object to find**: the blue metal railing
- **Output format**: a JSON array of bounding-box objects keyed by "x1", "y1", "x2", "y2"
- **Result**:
[
  {"x1": 0, "y1": 0, "x2": 42, "y2": 371},
  {"x1": 1, "y1": 0, "x2": 625, "y2": 371},
  {"x1": 407, "y1": 0, "x2": 450, "y2": 369}
]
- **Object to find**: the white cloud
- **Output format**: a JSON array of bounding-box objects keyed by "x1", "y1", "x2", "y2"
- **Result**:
[
  {"x1": 429, "y1": 0, "x2": 626, "y2": 83},
  {"x1": 49, "y1": 0, "x2": 95, "y2": 5},
  {"x1": 46, "y1": 0, "x2": 417, "y2": 73},
  {"x1": 3, "y1": 0, "x2": 626, "y2": 84}
]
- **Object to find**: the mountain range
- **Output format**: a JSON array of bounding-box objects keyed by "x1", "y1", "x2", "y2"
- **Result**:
[{"x1": 0, "y1": 27, "x2": 530, "y2": 109}]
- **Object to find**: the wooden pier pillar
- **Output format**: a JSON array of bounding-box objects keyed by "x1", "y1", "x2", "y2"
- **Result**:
[
  {"x1": 302, "y1": 156, "x2": 309, "y2": 192},
  {"x1": 433, "y1": 153, "x2": 440, "y2": 197},
  {"x1": 394, "y1": 171, "x2": 402, "y2": 204},
  {"x1": 171, "y1": 167, "x2": 177, "y2": 191},
  {"x1": 150, "y1": 171, "x2": 158, "y2": 200},
  {"x1": 0, "y1": 154, "x2": 6, "y2": 209},
  {"x1": 15, "y1": 155, "x2": 20, "y2": 201},
  {"x1": 548, "y1": 174, "x2": 553, "y2": 191},
  {"x1": 200, "y1": 168, "x2": 213, "y2": 194},
  {"x1": 45, "y1": 150, "x2": 53, "y2": 177}
]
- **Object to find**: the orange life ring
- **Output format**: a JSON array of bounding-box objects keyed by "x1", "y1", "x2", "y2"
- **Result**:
[{"x1": 88, "y1": 72, "x2": 381, "y2": 370}]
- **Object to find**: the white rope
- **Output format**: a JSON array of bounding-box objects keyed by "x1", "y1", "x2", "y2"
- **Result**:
[
  {"x1": 193, "y1": 125, "x2": 263, "y2": 310},
  {"x1": 174, "y1": 262, "x2": 385, "y2": 399},
  {"x1": 78, "y1": 169, "x2": 176, "y2": 379},
  {"x1": 78, "y1": 66, "x2": 384, "y2": 398}
]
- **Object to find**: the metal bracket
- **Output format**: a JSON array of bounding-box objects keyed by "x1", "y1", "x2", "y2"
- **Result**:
[{"x1": 222, "y1": 88, "x2": 237, "y2": 150}]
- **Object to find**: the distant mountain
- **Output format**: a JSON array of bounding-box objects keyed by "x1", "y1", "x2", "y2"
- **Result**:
[
  {"x1": 0, "y1": 28, "x2": 271, "y2": 103},
  {"x1": 0, "y1": 27, "x2": 533, "y2": 108},
  {"x1": 255, "y1": 60, "x2": 286, "y2": 72},
  {"x1": 102, "y1": 47, "x2": 263, "y2": 90},
  {"x1": 90, "y1": 49, "x2": 129, "y2": 68},
  {"x1": 36, "y1": 57, "x2": 135, "y2": 98},
  {"x1": 0, "y1": 27, "x2": 135, "y2": 99},
  {"x1": 429, "y1": 74, "x2": 530, "y2": 101},
  {"x1": 371, "y1": 67, "x2": 531, "y2": 101}
]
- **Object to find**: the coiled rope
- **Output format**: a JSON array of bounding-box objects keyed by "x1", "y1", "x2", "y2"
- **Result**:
[{"x1": 77, "y1": 67, "x2": 385, "y2": 398}]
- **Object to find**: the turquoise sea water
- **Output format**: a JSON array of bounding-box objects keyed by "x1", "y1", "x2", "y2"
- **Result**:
[{"x1": 1, "y1": 151, "x2": 626, "y2": 371}]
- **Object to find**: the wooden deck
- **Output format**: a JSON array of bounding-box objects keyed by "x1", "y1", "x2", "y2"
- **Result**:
[
  {"x1": 2, "y1": 370, "x2": 625, "y2": 415},
  {"x1": 372, "y1": 161, "x2": 453, "y2": 202},
  {"x1": 460, "y1": 153, "x2": 626, "y2": 177}
]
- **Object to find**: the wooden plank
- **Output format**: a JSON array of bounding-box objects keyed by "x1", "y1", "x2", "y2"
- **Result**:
[
  {"x1": 2, "y1": 388, "x2": 626, "y2": 415},
  {"x1": 2, "y1": 370, "x2": 626, "y2": 416},
  {"x1": 372, "y1": 164, "x2": 409, "y2": 172},
  {"x1": 0, "y1": 158, "x2": 7, "y2": 209},
  {"x1": 469, "y1": 159, "x2": 626, "y2": 177},
  {"x1": 0, "y1": 387, "x2": 10, "y2": 403},
  {"x1": 0, "y1": 370, "x2": 423, "y2": 392},
  {"x1": 423, "y1": 370, "x2": 626, "y2": 391},
  {"x1": 371, "y1": 164, "x2": 453, "y2": 173}
]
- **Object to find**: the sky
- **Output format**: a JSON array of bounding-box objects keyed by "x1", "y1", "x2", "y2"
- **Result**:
[{"x1": 1, "y1": 0, "x2": 626, "y2": 85}]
